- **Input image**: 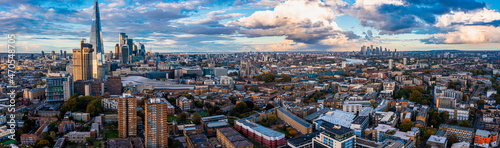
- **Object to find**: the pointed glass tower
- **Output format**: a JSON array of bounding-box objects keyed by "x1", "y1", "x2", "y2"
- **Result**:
[
  {"x1": 90, "y1": 0, "x2": 106, "y2": 79},
  {"x1": 90, "y1": 0, "x2": 103, "y2": 56}
]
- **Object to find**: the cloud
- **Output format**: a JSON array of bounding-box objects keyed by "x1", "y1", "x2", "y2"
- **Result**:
[
  {"x1": 435, "y1": 8, "x2": 500, "y2": 27},
  {"x1": 346, "y1": 0, "x2": 486, "y2": 35},
  {"x1": 421, "y1": 25, "x2": 500, "y2": 44},
  {"x1": 230, "y1": 0, "x2": 356, "y2": 45}
]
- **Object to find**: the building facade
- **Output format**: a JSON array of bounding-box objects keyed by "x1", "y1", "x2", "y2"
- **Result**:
[
  {"x1": 145, "y1": 98, "x2": 169, "y2": 148},
  {"x1": 118, "y1": 94, "x2": 137, "y2": 138}
]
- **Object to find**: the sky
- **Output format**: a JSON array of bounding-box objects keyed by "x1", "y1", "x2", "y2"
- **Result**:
[{"x1": 2, "y1": 0, "x2": 500, "y2": 53}]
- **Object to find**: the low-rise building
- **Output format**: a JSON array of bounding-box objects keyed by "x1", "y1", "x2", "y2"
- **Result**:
[
  {"x1": 426, "y1": 135, "x2": 447, "y2": 148},
  {"x1": 216, "y1": 127, "x2": 253, "y2": 148},
  {"x1": 474, "y1": 129, "x2": 498, "y2": 148}
]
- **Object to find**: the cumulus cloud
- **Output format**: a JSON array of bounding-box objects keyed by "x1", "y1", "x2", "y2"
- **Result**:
[
  {"x1": 230, "y1": 0, "x2": 356, "y2": 45},
  {"x1": 435, "y1": 8, "x2": 500, "y2": 27},
  {"x1": 346, "y1": 0, "x2": 486, "y2": 35},
  {"x1": 421, "y1": 25, "x2": 500, "y2": 44}
]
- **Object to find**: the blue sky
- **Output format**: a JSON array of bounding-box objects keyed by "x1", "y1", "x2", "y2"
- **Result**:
[{"x1": 2, "y1": 0, "x2": 500, "y2": 53}]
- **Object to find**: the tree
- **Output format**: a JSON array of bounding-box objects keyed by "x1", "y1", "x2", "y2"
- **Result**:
[
  {"x1": 86, "y1": 98, "x2": 103, "y2": 117},
  {"x1": 265, "y1": 104, "x2": 274, "y2": 110},
  {"x1": 423, "y1": 128, "x2": 436, "y2": 139},
  {"x1": 177, "y1": 112, "x2": 188, "y2": 121},
  {"x1": 458, "y1": 120, "x2": 471, "y2": 127},
  {"x1": 192, "y1": 112, "x2": 202, "y2": 125},
  {"x1": 447, "y1": 134, "x2": 458, "y2": 148},
  {"x1": 263, "y1": 73, "x2": 277, "y2": 83},
  {"x1": 439, "y1": 111, "x2": 450, "y2": 123},
  {"x1": 234, "y1": 102, "x2": 248, "y2": 114},
  {"x1": 477, "y1": 99, "x2": 486, "y2": 108},
  {"x1": 34, "y1": 139, "x2": 50, "y2": 148},
  {"x1": 267, "y1": 115, "x2": 278, "y2": 125},
  {"x1": 288, "y1": 130, "x2": 297, "y2": 137},
  {"x1": 245, "y1": 101, "x2": 254, "y2": 109},
  {"x1": 281, "y1": 74, "x2": 291, "y2": 82},
  {"x1": 400, "y1": 120, "x2": 414, "y2": 132},
  {"x1": 409, "y1": 90, "x2": 423, "y2": 104}
]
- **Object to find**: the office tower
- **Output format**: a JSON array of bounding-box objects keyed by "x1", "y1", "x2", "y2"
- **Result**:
[
  {"x1": 106, "y1": 77, "x2": 122, "y2": 95},
  {"x1": 109, "y1": 51, "x2": 112, "y2": 61},
  {"x1": 360, "y1": 46, "x2": 366, "y2": 55},
  {"x1": 90, "y1": 0, "x2": 105, "y2": 80},
  {"x1": 73, "y1": 39, "x2": 93, "y2": 82},
  {"x1": 145, "y1": 98, "x2": 169, "y2": 148},
  {"x1": 389, "y1": 59, "x2": 393, "y2": 70},
  {"x1": 140, "y1": 43, "x2": 145, "y2": 56},
  {"x1": 118, "y1": 94, "x2": 137, "y2": 138},
  {"x1": 115, "y1": 44, "x2": 120, "y2": 59},
  {"x1": 63, "y1": 51, "x2": 67, "y2": 59},
  {"x1": 41, "y1": 51, "x2": 45, "y2": 57},
  {"x1": 60, "y1": 50, "x2": 63, "y2": 56},
  {"x1": 52, "y1": 50, "x2": 55, "y2": 57},
  {"x1": 127, "y1": 39, "x2": 134, "y2": 56},
  {"x1": 133, "y1": 43, "x2": 137, "y2": 56},
  {"x1": 403, "y1": 58, "x2": 407, "y2": 66},
  {"x1": 119, "y1": 33, "x2": 128, "y2": 63},
  {"x1": 121, "y1": 45, "x2": 129, "y2": 64},
  {"x1": 46, "y1": 73, "x2": 73, "y2": 102},
  {"x1": 30, "y1": 54, "x2": 34, "y2": 59}
]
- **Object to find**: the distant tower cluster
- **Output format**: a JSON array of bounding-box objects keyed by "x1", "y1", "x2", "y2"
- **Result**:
[{"x1": 359, "y1": 45, "x2": 397, "y2": 56}]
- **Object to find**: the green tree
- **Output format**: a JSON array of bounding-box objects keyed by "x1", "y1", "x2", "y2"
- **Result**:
[
  {"x1": 177, "y1": 112, "x2": 188, "y2": 121},
  {"x1": 281, "y1": 74, "x2": 291, "y2": 82},
  {"x1": 263, "y1": 73, "x2": 277, "y2": 83},
  {"x1": 234, "y1": 102, "x2": 248, "y2": 114},
  {"x1": 34, "y1": 139, "x2": 50, "y2": 148},
  {"x1": 409, "y1": 90, "x2": 423, "y2": 103},
  {"x1": 447, "y1": 134, "x2": 458, "y2": 148},
  {"x1": 400, "y1": 120, "x2": 414, "y2": 132},
  {"x1": 423, "y1": 128, "x2": 436, "y2": 139},
  {"x1": 439, "y1": 111, "x2": 450, "y2": 123},
  {"x1": 477, "y1": 99, "x2": 486, "y2": 108},
  {"x1": 86, "y1": 98, "x2": 103, "y2": 117},
  {"x1": 458, "y1": 120, "x2": 471, "y2": 127},
  {"x1": 192, "y1": 112, "x2": 202, "y2": 125}
]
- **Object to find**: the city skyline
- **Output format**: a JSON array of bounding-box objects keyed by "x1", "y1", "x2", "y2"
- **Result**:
[{"x1": 2, "y1": 0, "x2": 500, "y2": 53}]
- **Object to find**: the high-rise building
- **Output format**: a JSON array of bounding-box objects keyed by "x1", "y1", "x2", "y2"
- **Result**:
[
  {"x1": 73, "y1": 39, "x2": 93, "y2": 82},
  {"x1": 145, "y1": 98, "x2": 169, "y2": 148},
  {"x1": 389, "y1": 59, "x2": 393, "y2": 70},
  {"x1": 118, "y1": 93, "x2": 137, "y2": 138},
  {"x1": 52, "y1": 50, "x2": 55, "y2": 57},
  {"x1": 90, "y1": 0, "x2": 105, "y2": 80},
  {"x1": 119, "y1": 33, "x2": 129, "y2": 63},
  {"x1": 114, "y1": 44, "x2": 120, "y2": 59},
  {"x1": 41, "y1": 51, "x2": 45, "y2": 57},
  {"x1": 127, "y1": 39, "x2": 134, "y2": 57},
  {"x1": 121, "y1": 45, "x2": 129, "y2": 64},
  {"x1": 403, "y1": 58, "x2": 407, "y2": 66},
  {"x1": 63, "y1": 51, "x2": 67, "y2": 59}
]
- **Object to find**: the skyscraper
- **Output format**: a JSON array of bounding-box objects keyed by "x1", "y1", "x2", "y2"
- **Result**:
[
  {"x1": 119, "y1": 33, "x2": 129, "y2": 63},
  {"x1": 389, "y1": 59, "x2": 393, "y2": 70},
  {"x1": 145, "y1": 98, "x2": 169, "y2": 148},
  {"x1": 115, "y1": 44, "x2": 120, "y2": 59},
  {"x1": 90, "y1": 0, "x2": 105, "y2": 79},
  {"x1": 63, "y1": 51, "x2": 67, "y2": 59},
  {"x1": 41, "y1": 51, "x2": 45, "y2": 57},
  {"x1": 118, "y1": 93, "x2": 137, "y2": 138},
  {"x1": 73, "y1": 39, "x2": 93, "y2": 82}
]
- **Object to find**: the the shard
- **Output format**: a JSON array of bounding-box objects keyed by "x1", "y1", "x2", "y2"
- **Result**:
[{"x1": 90, "y1": 0, "x2": 106, "y2": 79}]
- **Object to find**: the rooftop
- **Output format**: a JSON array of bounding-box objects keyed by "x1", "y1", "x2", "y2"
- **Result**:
[
  {"x1": 352, "y1": 116, "x2": 368, "y2": 125},
  {"x1": 287, "y1": 131, "x2": 321, "y2": 147},
  {"x1": 217, "y1": 127, "x2": 253, "y2": 147},
  {"x1": 277, "y1": 108, "x2": 311, "y2": 128},
  {"x1": 427, "y1": 135, "x2": 447, "y2": 144},
  {"x1": 237, "y1": 119, "x2": 285, "y2": 138}
]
